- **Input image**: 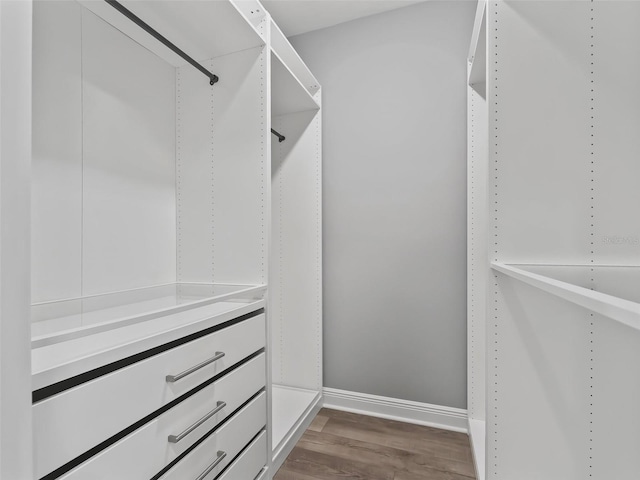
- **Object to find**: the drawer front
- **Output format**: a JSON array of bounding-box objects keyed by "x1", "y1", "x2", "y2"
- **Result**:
[
  {"x1": 217, "y1": 431, "x2": 267, "y2": 480},
  {"x1": 59, "y1": 362, "x2": 266, "y2": 480},
  {"x1": 35, "y1": 312, "x2": 265, "y2": 478},
  {"x1": 160, "y1": 392, "x2": 266, "y2": 480}
]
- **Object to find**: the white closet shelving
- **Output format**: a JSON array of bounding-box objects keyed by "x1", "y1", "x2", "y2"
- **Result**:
[
  {"x1": 466, "y1": 2, "x2": 487, "y2": 479},
  {"x1": 5, "y1": 0, "x2": 323, "y2": 478},
  {"x1": 469, "y1": 1, "x2": 640, "y2": 479},
  {"x1": 268, "y1": 18, "x2": 323, "y2": 472}
]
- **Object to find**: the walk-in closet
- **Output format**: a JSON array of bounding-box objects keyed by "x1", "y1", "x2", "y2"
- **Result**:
[{"x1": 1, "y1": 0, "x2": 639, "y2": 479}]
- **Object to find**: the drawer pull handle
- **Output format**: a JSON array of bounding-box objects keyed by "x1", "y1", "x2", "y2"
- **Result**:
[
  {"x1": 168, "y1": 401, "x2": 227, "y2": 443},
  {"x1": 166, "y1": 351, "x2": 225, "y2": 383},
  {"x1": 195, "y1": 450, "x2": 227, "y2": 480}
]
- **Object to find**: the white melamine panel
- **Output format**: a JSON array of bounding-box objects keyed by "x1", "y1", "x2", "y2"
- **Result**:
[
  {"x1": 32, "y1": 0, "x2": 83, "y2": 303},
  {"x1": 489, "y1": 273, "x2": 590, "y2": 480},
  {"x1": 160, "y1": 393, "x2": 266, "y2": 480},
  {"x1": 32, "y1": 301, "x2": 265, "y2": 390},
  {"x1": 467, "y1": 1, "x2": 485, "y2": 90},
  {"x1": 271, "y1": 385, "x2": 318, "y2": 451},
  {"x1": 270, "y1": 20, "x2": 319, "y2": 96},
  {"x1": 0, "y1": 2, "x2": 34, "y2": 477},
  {"x1": 271, "y1": 109, "x2": 322, "y2": 390},
  {"x1": 81, "y1": 8, "x2": 176, "y2": 295},
  {"x1": 467, "y1": 67, "x2": 487, "y2": 424},
  {"x1": 490, "y1": 1, "x2": 591, "y2": 265},
  {"x1": 34, "y1": 318, "x2": 265, "y2": 477},
  {"x1": 60, "y1": 391, "x2": 266, "y2": 479},
  {"x1": 217, "y1": 431, "x2": 266, "y2": 480},
  {"x1": 591, "y1": 2, "x2": 640, "y2": 265},
  {"x1": 177, "y1": 46, "x2": 268, "y2": 285},
  {"x1": 230, "y1": 0, "x2": 268, "y2": 40},
  {"x1": 591, "y1": 312, "x2": 640, "y2": 478},
  {"x1": 78, "y1": 0, "x2": 263, "y2": 66},
  {"x1": 271, "y1": 52, "x2": 319, "y2": 116}
]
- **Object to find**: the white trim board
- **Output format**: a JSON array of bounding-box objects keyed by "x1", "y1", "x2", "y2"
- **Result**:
[{"x1": 322, "y1": 388, "x2": 468, "y2": 434}]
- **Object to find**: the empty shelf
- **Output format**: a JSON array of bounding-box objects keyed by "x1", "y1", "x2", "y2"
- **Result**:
[
  {"x1": 32, "y1": 282, "x2": 266, "y2": 347},
  {"x1": 272, "y1": 384, "x2": 319, "y2": 452}
]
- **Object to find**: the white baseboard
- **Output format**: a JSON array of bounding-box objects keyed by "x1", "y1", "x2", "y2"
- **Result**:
[{"x1": 322, "y1": 387, "x2": 468, "y2": 433}]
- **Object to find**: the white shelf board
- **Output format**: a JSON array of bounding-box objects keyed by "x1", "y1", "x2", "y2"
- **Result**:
[
  {"x1": 32, "y1": 299, "x2": 266, "y2": 390},
  {"x1": 270, "y1": 19, "x2": 320, "y2": 96},
  {"x1": 272, "y1": 384, "x2": 319, "y2": 451},
  {"x1": 468, "y1": 0, "x2": 486, "y2": 63},
  {"x1": 468, "y1": 418, "x2": 486, "y2": 480},
  {"x1": 229, "y1": 0, "x2": 268, "y2": 41},
  {"x1": 492, "y1": 262, "x2": 640, "y2": 332},
  {"x1": 271, "y1": 51, "x2": 320, "y2": 116},
  {"x1": 32, "y1": 283, "x2": 266, "y2": 348},
  {"x1": 78, "y1": 0, "x2": 264, "y2": 68},
  {"x1": 468, "y1": 1, "x2": 486, "y2": 89}
]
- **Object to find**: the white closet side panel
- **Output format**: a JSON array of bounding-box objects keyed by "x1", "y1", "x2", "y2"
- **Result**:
[
  {"x1": 591, "y1": 2, "x2": 640, "y2": 265},
  {"x1": 32, "y1": 1, "x2": 82, "y2": 303},
  {"x1": 591, "y1": 311, "x2": 640, "y2": 478},
  {"x1": 177, "y1": 45, "x2": 268, "y2": 285},
  {"x1": 489, "y1": 274, "x2": 591, "y2": 480},
  {"x1": 0, "y1": 2, "x2": 33, "y2": 477},
  {"x1": 271, "y1": 109, "x2": 322, "y2": 390},
  {"x1": 210, "y1": 46, "x2": 268, "y2": 285},
  {"x1": 175, "y1": 63, "x2": 213, "y2": 284},
  {"x1": 81, "y1": 9, "x2": 176, "y2": 295},
  {"x1": 467, "y1": 81, "x2": 487, "y2": 423},
  {"x1": 490, "y1": 1, "x2": 591, "y2": 265}
]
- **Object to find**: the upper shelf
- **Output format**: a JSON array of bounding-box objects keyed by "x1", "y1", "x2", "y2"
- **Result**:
[
  {"x1": 492, "y1": 262, "x2": 640, "y2": 332},
  {"x1": 270, "y1": 18, "x2": 320, "y2": 116},
  {"x1": 270, "y1": 19, "x2": 320, "y2": 97},
  {"x1": 468, "y1": 0, "x2": 486, "y2": 90},
  {"x1": 271, "y1": 51, "x2": 320, "y2": 116},
  {"x1": 78, "y1": 0, "x2": 265, "y2": 67}
]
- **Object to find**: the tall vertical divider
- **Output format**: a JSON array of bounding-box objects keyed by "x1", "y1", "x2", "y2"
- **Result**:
[
  {"x1": 467, "y1": 2, "x2": 487, "y2": 479},
  {"x1": 269, "y1": 18, "x2": 323, "y2": 473}
]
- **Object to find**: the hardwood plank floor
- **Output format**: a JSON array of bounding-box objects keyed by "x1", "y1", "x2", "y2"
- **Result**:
[{"x1": 274, "y1": 409, "x2": 477, "y2": 480}]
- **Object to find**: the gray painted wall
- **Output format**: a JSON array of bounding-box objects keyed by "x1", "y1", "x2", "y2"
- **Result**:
[{"x1": 290, "y1": 1, "x2": 475, "y2": 409}]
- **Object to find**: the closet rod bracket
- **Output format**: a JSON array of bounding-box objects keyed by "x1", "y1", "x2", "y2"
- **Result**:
[{"x1": 271, "y1": 128, "x2": 285, "y2": 143}]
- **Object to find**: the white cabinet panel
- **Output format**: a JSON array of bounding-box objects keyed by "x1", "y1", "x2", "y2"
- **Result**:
[
  {"x1": 58, "y1": 370, "x2": 266, "y2": 479},
  {"x1": 35, "y1": 315, "x2": 265, "y2": 478}
]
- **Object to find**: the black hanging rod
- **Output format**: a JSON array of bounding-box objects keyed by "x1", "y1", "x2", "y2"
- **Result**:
[
  {"x1": 105, "y1": 0, "x2": 219, "y2": 85},
  {"x1": 271, "y1": 128, "x2": 285, "y2": 143}
]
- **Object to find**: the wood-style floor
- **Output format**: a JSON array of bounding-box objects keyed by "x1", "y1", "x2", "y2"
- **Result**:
[{"x1": 274, "y1": 408, "x2": 477, "y2": 480}]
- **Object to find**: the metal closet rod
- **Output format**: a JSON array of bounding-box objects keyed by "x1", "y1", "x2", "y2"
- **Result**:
[
  {"x1": 271, "y1": 128, "x2": 285, "y2": 143},
  {"x1": 105, "y1": 0, "x2": 219, "y2": 85}
]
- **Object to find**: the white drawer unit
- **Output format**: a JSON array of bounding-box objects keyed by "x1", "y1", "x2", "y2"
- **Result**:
[
  {"x1": 159, "y1": 393, "x2": 267, "y2": 480},
  {"x1": 217, "y1": 431, "x2": 267, "y2": 480},
  {"x1": 35, "y1": 312, "x2": 265, "y2": 479},
  {"x1": 57, "y1": 372, "x2": 267, "y2": 480}
]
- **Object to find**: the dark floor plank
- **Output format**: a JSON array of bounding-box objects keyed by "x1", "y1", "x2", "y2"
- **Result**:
[
  {"x1": 308, "y1": 413, "x2": 330, "y2": 432},
  {"x1": 294, "y1": 429, "x2": 475, "y2": 478},
  {"x1": 278, "y1": 446, "x2": 395, "y2": 480},
  {"x1": 321, "y1": 415, "x2": 473, "y2": 464},
  {"x1": 394, "y1": 470, "x2": 474, "y2": 480},
  {"x1": 322, "y1": 409, "x2": 470, "y2": 447},
  {"x1": 274, "y1": 408, "x2": 477, "y2": 480}
]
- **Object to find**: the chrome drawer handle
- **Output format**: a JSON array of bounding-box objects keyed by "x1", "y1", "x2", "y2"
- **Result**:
[
  {"x1": 166, "y1": 351, "x2": 225, "y2": 383},
  {"x1": 195, "y1": 451, "x2": 227, "y2": 480},
  {"x1": 168, "y1": 401, "x2": 226, "y2": 443}
]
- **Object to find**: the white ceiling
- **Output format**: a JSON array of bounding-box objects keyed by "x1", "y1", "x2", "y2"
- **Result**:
[{"x1": 261, "y1": 0, "x2": 427, "y2": 37}]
